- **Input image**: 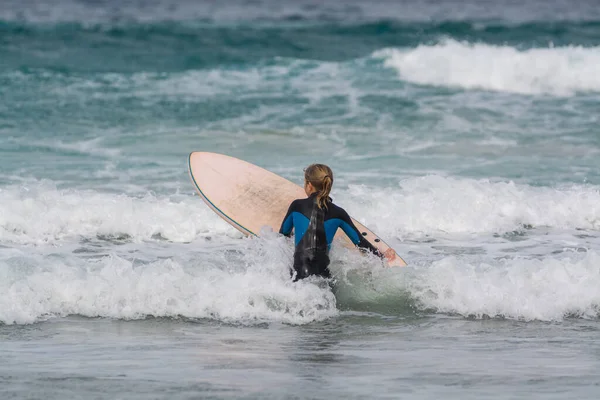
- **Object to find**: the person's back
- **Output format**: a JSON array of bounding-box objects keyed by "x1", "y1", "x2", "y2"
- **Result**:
[{"x1": 279, "y1": 164, "x2": 386, "y2": 281}]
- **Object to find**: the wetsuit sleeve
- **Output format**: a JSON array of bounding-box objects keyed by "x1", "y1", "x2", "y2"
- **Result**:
[
  {"x1": 279, "y1": 201, "x2": 296, "y2": 237},
  {"x1": 338, "y1": 209, "x2": 384, "y2": 258}
]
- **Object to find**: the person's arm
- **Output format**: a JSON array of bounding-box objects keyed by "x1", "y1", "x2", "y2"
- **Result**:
[
  {"x1": 279, "y1": 201, "x2": 296, "y2": 237},
  {"x1": 338, "y1": 209, "x2": 384, "y2": 258}
]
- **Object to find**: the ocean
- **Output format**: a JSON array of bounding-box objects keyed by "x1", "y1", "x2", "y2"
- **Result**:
[{"x1": 1, "y1": 0, "x2": 600, "y2": 398}]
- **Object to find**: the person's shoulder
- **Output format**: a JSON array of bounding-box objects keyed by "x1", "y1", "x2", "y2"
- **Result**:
[
  {"x1": 288, "y1": 197, "x2": 307, "y2": 208},
  {"x1": 327, "y1": 201, "x2": 349, "y2": 218}
]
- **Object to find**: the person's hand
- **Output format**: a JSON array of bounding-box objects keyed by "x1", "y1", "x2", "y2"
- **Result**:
[{"x1": 383, "y1": 248, "x2": 396, "y2": 263}]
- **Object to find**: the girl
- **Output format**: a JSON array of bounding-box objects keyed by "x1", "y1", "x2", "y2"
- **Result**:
[{"x1": 279, "y1": 164, "x2": 394, "y2": 281}]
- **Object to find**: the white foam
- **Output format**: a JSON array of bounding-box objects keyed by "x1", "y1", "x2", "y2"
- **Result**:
[
  {"x1": 376, "y1": 40, "x2": 600, "y2": 95},
  {"x1": 0, "y1": 182, "x2": 236, "y2": 245},
  {"x1": 0, "y1": 236, "x2": 337, "y2": 325},
  {"x1": 339, "y1": 176, "x2": 600, "y2": 237},
  {"x1": 331, "y1": 249, "x2": 600, "y2": 321},
  {"x1": 2, "y1": 230, "x2": 599, "y2": 325},
  {"x1": 2, "y1": 178, "x2": 600, "y2": 245},
  {"x1": 407, "y1": 251, "x2": 600, "y2": 321}
]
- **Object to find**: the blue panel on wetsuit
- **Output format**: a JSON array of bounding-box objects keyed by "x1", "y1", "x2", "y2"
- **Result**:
[
  {"x1": 339, "y1": 220, "x2": 360, "y2": 244},
  {"x1": 324, "y1": 219, "x2": 341, "y2": 245},
  {"x1": 291, "y1": 212, "x2": 310, "y2": 246}
]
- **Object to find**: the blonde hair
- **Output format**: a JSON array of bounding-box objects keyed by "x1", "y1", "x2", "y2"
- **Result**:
[{"x1": 304, "y1": 164, "x2": 334, "y2": 209}]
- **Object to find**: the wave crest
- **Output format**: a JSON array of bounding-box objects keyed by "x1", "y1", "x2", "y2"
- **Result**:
[{"x1": 377, "y1": 40, "x2": 600, "y2": 95}]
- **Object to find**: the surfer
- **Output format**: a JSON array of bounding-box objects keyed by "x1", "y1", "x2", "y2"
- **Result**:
[{"x1": 279, "y1": 164, "x2": 394, "y2": 281}]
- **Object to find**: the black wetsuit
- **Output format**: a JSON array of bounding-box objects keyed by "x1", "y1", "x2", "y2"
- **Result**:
[{"x1": 279, "y1": 193, "x2": 382, "y2": 281}]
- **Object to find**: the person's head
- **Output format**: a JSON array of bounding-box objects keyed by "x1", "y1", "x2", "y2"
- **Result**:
[{"x1": 304, "y1": 164, "x2": 334, "y2": 209}]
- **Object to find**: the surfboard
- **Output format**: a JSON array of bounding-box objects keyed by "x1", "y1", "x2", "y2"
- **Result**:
[{"x1": 188, "y1": 152, "x2": 407, "y2": 267}]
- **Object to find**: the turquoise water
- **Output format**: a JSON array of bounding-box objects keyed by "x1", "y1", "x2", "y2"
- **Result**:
[{"x1": 2, "y1": 0, "x2": 600, "y2": 398}]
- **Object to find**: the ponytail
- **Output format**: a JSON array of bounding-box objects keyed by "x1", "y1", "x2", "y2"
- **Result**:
[
  {"x1": 317, "y1": 175, "x2": 332, "y2": 209},
  {"x1": 304, "y1": 164, "x2": 334, "y2": 209}
]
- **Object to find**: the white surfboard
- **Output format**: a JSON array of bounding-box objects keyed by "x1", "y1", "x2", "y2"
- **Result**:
[{"x1": 188, "y1": 152, "x2": 407, "y2": 267}]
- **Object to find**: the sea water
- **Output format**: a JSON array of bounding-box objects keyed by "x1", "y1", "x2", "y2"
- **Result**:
[{"x1": 1, "y1": 0, "x2": 600, "y2": 398}]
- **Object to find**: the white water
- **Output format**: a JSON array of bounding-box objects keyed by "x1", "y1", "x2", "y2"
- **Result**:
[
  {"x1": 1, "y1": 177, "x2": 599, "y2": 325},
  {"x1": 2, "y1": 239, "x2": 599, "y2": 324},
  {"x1": 1, "y1": 178, "x2": 599, "y2": 245},
  {"x1": 0, "y1": 233, "x2": 340, "y2": 326},
  {"x1": 409, "y1": 251, "x2": 600, "y2": 321},
  {"x1": 378, "y1": 40, "x2": 600, "y2": 95}
]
